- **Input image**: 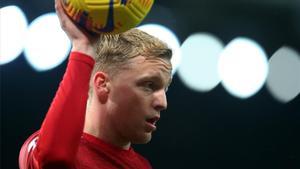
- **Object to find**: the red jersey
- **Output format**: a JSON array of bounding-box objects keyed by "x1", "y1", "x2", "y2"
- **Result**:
[{"x1": 19, "y1": 52, "x2": 152, "y2": 169}]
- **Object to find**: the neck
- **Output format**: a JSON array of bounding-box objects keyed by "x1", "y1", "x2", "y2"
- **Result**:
[{"x1": 84, "y1": 99, "x2": 131, "y2": 150}]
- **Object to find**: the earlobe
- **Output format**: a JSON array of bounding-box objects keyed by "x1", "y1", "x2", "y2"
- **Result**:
[{"x1": 93, "y1": 72, "x2": 109, "y2": 103}]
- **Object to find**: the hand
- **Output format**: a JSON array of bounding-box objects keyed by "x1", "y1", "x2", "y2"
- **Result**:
[{"x1": 55, "y1": 0, "x2": 98, "y2": 57}]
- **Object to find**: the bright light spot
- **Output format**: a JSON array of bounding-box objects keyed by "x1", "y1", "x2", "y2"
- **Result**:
[
  {"x1": 178, "y1": 33, "x2": 224, "y2": 92},
  {"x1": 24, "y1": 13, "x2": 71, "y2": 71},
  {"x1": 0, "y1": 6, "x2": 28, "y2": 64},
  {"x1": 218, "y1": 37, "x2": 268, "y2": 99},
  {"x1": 138, "y1": 24, "x2": 181, "y2": 75},
  {"x1": 266, "y1": 46, "x2": 300, "y2": 103}
]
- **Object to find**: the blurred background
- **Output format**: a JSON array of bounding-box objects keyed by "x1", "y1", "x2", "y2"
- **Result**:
[{"x1": 1, "y1": 0, "x2": 300, "y2": 169}]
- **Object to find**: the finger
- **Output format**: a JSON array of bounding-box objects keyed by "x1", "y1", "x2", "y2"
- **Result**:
[
  {"x1": 55, "y1": 0, "x2": 69, "y2": 27},
  {"x1": 55, "y1": 0, "x2": 62, "y2": 14},
  {"x1": 55, "y1": 0, "x2": 65, "y2": 19}
]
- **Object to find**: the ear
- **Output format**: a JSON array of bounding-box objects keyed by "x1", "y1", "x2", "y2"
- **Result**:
[{"x1": 93, "y1": 71, "x2": 110, "y2": 103}]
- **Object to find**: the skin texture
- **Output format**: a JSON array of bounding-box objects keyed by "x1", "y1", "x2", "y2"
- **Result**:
[{"x1": 85, "y1": 56, "x2": 172, "y2": 149}]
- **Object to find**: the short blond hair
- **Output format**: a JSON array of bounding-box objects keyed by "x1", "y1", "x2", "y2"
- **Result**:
[
  {"x1": 92, "y1": 28, "x2": 172, "y2": 77},
  {"x1": 89, "y1": 28, "x2": 172, "y2": 96}
]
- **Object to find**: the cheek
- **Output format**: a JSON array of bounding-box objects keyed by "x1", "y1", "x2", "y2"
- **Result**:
[
  {"x1": 112, "y1": 86, "x2": 144, "y2": 114},
  {"x1": 113, "y1": 85, "x2": 147, "y2": 115}
]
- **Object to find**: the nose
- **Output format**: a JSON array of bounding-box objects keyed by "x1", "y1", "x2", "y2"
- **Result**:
[{"x1": 153, "y1": 89, "x2": 168, "y2": 112}]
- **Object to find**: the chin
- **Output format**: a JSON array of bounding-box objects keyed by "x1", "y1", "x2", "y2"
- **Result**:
[{"x1": 132, "y1": 133, "x2": 152, "y2": 144}]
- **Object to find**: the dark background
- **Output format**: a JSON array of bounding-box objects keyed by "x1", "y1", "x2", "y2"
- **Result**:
[{"x1": 1, "y1": 0, "x2": 300, "y2": 169}]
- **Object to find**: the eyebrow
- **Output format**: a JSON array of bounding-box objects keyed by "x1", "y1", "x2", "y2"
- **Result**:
[{"x1": 141, "y1": 72, "x2": 172, "y2": 88}]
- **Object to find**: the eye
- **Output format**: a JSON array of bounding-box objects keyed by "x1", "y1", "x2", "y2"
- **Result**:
[
  {"x1": 144, "y1": 81, "x2": 155, "y2": 91},
  {"x1": 137, "y1": 77, "x2": 167, "y2": 93}
]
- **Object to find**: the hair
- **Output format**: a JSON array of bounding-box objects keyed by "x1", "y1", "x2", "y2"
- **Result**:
[
  {"x1": 93, "y1": 28, "x2": 172, "y2": 76},
  {"x1": 89, "y1": 28, "x2": 173, "y2": 96}
]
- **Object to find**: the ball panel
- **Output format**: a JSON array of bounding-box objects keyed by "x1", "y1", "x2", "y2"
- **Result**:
[
  {"x1": 128, "y1": 0, "x2": 153, "y2": 17},
  {"x1": 85, "y1": 0, "x2": 111, "y2": 8},
  {"x1": 63, "y1": 0, "x2": 154, "y2": 34},
  {"x1": 113, "y1": 5, "x2": 139, "y2": 34}
]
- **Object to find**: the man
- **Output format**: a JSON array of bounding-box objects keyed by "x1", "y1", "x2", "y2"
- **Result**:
[{"x1": 19, "y1": 0, "x2": 173, "y2": 168}]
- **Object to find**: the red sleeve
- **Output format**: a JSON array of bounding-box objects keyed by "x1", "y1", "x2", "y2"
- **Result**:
[
  {"x1": 19, "y1": 131, "x2": 40, "y2": 169},
  {"x1": 21, "y1": 52, "x2": 95, "y2": 169}
]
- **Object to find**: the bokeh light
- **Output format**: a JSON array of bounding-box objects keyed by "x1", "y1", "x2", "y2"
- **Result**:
[
  {"x1": 178, "y1": 33, "x2": 224, "y2": 92},
  {"x1": 218, "y1": 37, "x2": 269, "y2": 99},
  {"x1": 23, "y1": 13, "x2": 71, "y2": 71},
  {"x1": 0, "y1": 6, "x2": 28, "y2": 65},
  {"x1": 266, "y1": 46, "x2": 300, "y2": 103}
]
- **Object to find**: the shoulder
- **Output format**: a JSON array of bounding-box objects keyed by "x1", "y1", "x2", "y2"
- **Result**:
[{"x1": 19, "y1": 131, "x2": 40, "y2": 169}]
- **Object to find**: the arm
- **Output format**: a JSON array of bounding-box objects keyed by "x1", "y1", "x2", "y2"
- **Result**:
[
  {"x1": 33, "y1": 0, "x2": 98, "y2": 168},
  {"x1": 19, "y1": 54, "x2": 94, "y2": 169},
  {"x1": 36, "y1": 52, "x2": 94, "y2": 168}
]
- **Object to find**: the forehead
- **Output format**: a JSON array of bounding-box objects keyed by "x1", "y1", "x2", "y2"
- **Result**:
[{"x1": 123, "y1": 55, "x2": 172, "y2": 82}]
